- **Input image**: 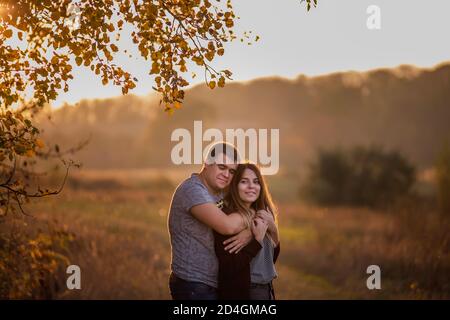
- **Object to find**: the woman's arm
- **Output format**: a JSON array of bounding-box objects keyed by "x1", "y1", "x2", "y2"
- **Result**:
[
  {"x1": 214, "y1": 230, "x2": 262, "y2": 299},
  {"x1": 273, "y1": 242, "x2": 281, "y2": 264},
  {"x1": 215, "y1": 231, "x2": 262, "y2": 262},
  {"x1": 221, "y1": 212, "x2": 272, "y2": 254},
  {"x1": 268, "y1": 222, "x2": 279, "y2": 246},
  {"x1": 214, "y1": 215, "x2": 267, "y2": 272}
]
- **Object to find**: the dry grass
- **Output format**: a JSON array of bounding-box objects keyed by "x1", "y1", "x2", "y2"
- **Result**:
[
  {"x1": 4, "y1": 170, "x2": 449, "y2": 299},
  {"x1": 277, "y1": 203, "x2": 450, "y2": 299}
]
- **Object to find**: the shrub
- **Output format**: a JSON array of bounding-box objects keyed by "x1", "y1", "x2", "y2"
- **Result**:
[
  {"x1": 0, "y1": 217, "x2": 75, "y2": 299},
  {"x1": 303, "y1": 146, "x2": 416, "y2": 207},
  {"x1": 435, "y1": 142, "x2": 450, "y2": 214}
]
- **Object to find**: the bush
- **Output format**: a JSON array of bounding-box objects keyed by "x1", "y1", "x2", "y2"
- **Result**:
[
  {"x1": 0, "y1": 216, "x2": 75, "y2": 299},
  {"x1": 303, "y1": 146, "x2": 416, "y2": 207},
  {"x1": 435, "y1": 142, "x2": 450, "y2": 214}
]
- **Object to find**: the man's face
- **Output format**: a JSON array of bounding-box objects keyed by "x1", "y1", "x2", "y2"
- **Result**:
[{"x1": 205, "y1": 154, "x2": 238, "y2": 191}]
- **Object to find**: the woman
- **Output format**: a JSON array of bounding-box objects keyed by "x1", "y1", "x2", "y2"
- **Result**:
[{"x1": 214, "y1": 162, "x2": 280, "y2": 300}]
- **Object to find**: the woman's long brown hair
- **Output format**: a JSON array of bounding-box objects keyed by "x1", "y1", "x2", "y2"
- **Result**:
[{"x1": 224, "y1": 163, "x2": 278, "y2": 228}]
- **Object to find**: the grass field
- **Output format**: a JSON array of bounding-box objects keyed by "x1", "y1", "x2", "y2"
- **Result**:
[{"x1": 14, "y1": 169, "x2": 450, "y2": 299}]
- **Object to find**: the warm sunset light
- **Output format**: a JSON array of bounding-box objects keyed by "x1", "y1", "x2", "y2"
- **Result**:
[{"x1": 1, "y1": 0, "x2": 449, "y2": 313}]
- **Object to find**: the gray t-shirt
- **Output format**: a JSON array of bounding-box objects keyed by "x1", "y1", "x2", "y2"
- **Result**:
[{"x1": 168, "y1": 173, "x2": 222, "y2": 288}]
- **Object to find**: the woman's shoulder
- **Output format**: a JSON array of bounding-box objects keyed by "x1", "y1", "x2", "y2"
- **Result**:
[
  {"x1": 222, "y1": 207, "x2": 244, "y2": 222},
  {"x1": 221, "y1": 205, "x2": 235, "y2": 215}
]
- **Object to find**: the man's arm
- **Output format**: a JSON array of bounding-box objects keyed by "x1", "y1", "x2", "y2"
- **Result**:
[{"x1": 190, "y1": 203, "x2": 246, "y2": 235}]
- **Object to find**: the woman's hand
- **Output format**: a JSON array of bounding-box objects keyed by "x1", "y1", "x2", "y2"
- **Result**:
[
  {"x1": 251, "y1": 217, "x2": 268, "y2": 244},
  {"x1": 256, "y1": 209, "x2": 279, "y2": 246},
  {"x1": 256, "y1": 209, "x2": 276, "y2": 233}
]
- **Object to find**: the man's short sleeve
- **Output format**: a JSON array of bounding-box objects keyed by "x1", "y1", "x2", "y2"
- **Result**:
[{"x1": 180, "y1": 179, "x2": 218, "y2": 212}]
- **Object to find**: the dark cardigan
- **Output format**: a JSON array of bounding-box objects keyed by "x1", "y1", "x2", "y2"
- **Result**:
[{"x1": 213, "y1": 208, "x2": 281, "y2": 300}]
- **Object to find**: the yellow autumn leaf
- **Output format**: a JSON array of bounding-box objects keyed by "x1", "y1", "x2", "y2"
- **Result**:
[
  {"x1": 205, "y1": 52, "x2": 214, "y2": 62},
  {"x1": 105, "y1": 51, "x2": 113, "y2": 61},
  {"x1": 218, "y1": 76, "x2": 225, "y2": 87},
  {"x1": 150, "y1": 63, "x2": 160, "y2": 74},
  {"x1": 25, "y1": 150, "x2": 35, "y2": 158},
  {"x1": 35, "y1": 139, "x2": 45, "y2": 149},
  {"x1": 4, "y1": 29, "x2": 13, "y2": 38},
  {"x1": 173, "y1": 101, "x2": 182, "y2": 109},
  {"x1": 208, "y1": 81, "x2": 216, "y2": 89},
  {"x1": 166, "y1": 107, "x2": 175, "y2": 116}
]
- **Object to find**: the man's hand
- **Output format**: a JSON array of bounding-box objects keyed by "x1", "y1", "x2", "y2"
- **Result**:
[{"x1": 223, "y1": 228, "x2": 253, "y2": 254}]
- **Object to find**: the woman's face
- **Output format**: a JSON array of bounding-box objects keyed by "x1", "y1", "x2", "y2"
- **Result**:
[{"x1": 237, "y1": 168, "x2": 261, "y2": 206}]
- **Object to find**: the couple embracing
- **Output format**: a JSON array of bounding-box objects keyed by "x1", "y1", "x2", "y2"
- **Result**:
[{"x1": 168, "y1": 142, "x2": 280, "y2": 300}]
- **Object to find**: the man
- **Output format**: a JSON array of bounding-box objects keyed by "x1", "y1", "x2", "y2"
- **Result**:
[{"x1": 168, "y1": 142, "x2": 255, "y2": 300}]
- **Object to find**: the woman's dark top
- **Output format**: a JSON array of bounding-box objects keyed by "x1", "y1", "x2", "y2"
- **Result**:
[{"x1": 213, "y1": 207, "x2": 281, "y2": 300}]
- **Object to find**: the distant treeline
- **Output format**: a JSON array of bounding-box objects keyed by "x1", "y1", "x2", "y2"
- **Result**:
[{"x1": 38, "y1": 63, "x2": 450, "y2": 172}]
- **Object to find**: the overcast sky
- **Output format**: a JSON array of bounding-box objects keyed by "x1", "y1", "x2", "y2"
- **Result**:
[{"x1": 50, "y1": 0, "x2": 450, "y2": 107}]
